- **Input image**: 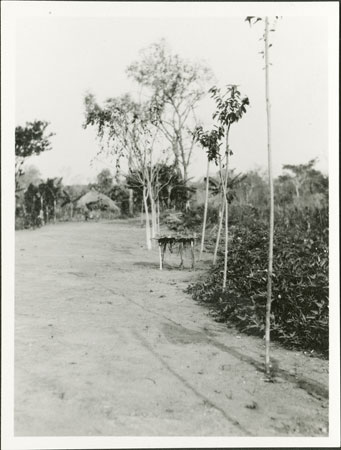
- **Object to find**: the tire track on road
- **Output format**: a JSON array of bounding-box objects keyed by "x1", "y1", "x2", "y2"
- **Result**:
[
  {"x1": 133, "y1": 330, "x2": 251, "y2": 436},
  {"x1": 97, "y1": 281, "x2": 328, "y2": 400}
]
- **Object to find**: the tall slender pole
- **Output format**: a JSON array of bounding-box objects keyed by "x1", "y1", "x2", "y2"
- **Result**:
[
  {"x1": 264, "y1": 16, "x2": 274, "y2": 375},
  {"x1": 199, "y1": 157, "x2": 210, "y2": 260}
]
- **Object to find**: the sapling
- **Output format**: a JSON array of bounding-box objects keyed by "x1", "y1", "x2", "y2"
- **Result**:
[
  {"x1": 212, "y1": 170, "x2": 245, "y2": 265},
  {"x1": 195, "y1": 86, "x2": 249, "y2": 287},
  {"x1": 194, "y1": 126, "x2": 222, "y2": 261},
  {"x1": 246, "y1": 15, "x2": 279, "y2": 376},
  {"x1": 209, "y1": 85, "x2": 249, "y2": 289},
  {"x1": 264, "y1": 17, "x2": 274, "y2": 376},
  {"x1": 199, "y1": 157, "x2": 210, "y2": 260},
  {"x1": 213, "y1": 197, "x2": 224, "y2": 265}
]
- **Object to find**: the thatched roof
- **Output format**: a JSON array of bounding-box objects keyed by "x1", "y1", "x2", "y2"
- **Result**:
[{"x1": 75, "y1": 190, "x2": 120, "y2": 213}]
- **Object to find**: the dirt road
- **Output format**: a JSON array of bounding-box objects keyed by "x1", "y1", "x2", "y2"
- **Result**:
[{"x1": 15, "y1": 220, "x2": 328, "y2": 436}]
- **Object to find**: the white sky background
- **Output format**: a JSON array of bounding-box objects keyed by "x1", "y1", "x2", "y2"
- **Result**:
[{"x1": 15, "y1": 7, "x2": 329, "y2": 185}]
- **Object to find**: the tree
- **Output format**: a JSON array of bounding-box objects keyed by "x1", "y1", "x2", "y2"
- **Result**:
[
  {"x1": 195, "y1": 86, "x2": 249, "y2": 287},
  {"x1": 19, "y1": 165, "x2": 42, "y2": 189},
  {"x1": 194, "y1": 128, "x2": 221, "y2": 260},
  {"x1": 151, "y1": 162, "x2": 190, "y2": 210},
  {"x1": 15, "y1": 165, "x2": 42, "y2": 219},
  {"x1": 84, "y1": 92, "x2": 164, "y2": 249},
  {"x1": 246, "y1": 15, "x2": 280, "y2": 376},
  {"x1": 234, "y1": 170, "x2": 269, "y2": 207},
  {"x1": 127, "y1": 39, "x2": 212, "y2": 184},
  {"x1": 38, "y1": 177, "x2": 64, "y2": 223},
  {"x1": 209, "y1": 170, "x2": 247, "y2": 264},
  {"x1": 108, "y1": 184, "x2": 131, "y2": 216},
  {"x1": 264, "y1": 18, "x2": 274, "y2": 377},
  {"x1": 24, "y1": 184, "x2": 42, "y2": 227},
  {"x1": 15, "y1": 121, "x2": 54, "y2": 191},
  {"x1": 96, "y1": 168, "x2": 114, "y2": 194},
  {"x1": 282, "y1": 158, "x2": 327, "y2": 199}
]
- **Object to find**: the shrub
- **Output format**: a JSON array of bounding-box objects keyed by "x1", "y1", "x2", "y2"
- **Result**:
[
  {"x1": 188, "y1": 206, "x2": 329, "y2": 356},
  {"x1": 162, "y1": 204, "x2": 219, "y2": 233}
]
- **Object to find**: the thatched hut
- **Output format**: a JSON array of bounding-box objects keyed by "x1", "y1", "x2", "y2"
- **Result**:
[{"x1": 75, "y1": 190, "x2": 120, "y2": 215}]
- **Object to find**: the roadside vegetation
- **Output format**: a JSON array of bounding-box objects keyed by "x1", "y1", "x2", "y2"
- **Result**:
[{"x1": 187, "y1": 183, "x2": 329, "y2": 357}]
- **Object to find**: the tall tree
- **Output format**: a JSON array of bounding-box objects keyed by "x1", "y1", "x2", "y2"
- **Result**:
[
  {"x1": 127, "y1": 39, "x2": 212, "y2": 184},
  {"x1": 15, "y1": 121, "x2": 54, "y2": 191},
  {"x1": 246, "y1": 15, "x2": 279, "y2": 376},
  {"x1": 264, "y1": 17, "x2": 274, "y2": 376},
  {"x1": 38, "y1": 177, "x2": 63, "y2": 223},
  {"x1": 84, "y1": 93, "x2": 164, "y2": 249}
]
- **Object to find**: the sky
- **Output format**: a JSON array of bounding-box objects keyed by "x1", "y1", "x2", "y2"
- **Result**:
[{"x1": 13, "y1": 3, "x2": 332, "y2": 185}]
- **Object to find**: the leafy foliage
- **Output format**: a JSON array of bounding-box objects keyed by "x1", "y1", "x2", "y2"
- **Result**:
[
  {"x1": 15, "y1": 121, "x2": 55, "y2": 191},
  {"x1": 96, "y1": 168, "x2": 114, "y2": 194},
  {"x1": 21, "y1": 184, "x2": 42, "y2": 228},
  {"x1": 163, "y1": 203, "x2": 219, "y2": 233},
  {"x1": 209, "y1": 85, "x2": 250, "y2": 131},
  {"x1": 193, "y1": 126, "x2": 223, "y2": 164},
  {"x1": 108, "y1": 184, "x2": 131, "y2": 216},
  {"x1": 15, "y1": 121, "x2": 54, "y2": 159},
  {"x1": 194, "y1": 85, "x2": 250, "y2": 163},
  {"x1": 188, "y1": 206, "x2": 329, "y2": 356},
  {"x1": 126, "y1": 163, "x2": 194, "y2": 212},
  {"x1": 127, "y1": 39, "x2": 212, "y2": 182}
]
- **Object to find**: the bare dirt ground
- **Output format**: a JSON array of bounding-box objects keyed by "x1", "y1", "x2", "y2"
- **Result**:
[{"x1": 15, "y1": 220, "x2": 328, "y2": 436}]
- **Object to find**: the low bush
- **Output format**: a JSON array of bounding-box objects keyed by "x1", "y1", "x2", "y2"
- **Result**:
[
  {"x1": 162, "y1": 204, "x2": 219, "y2": 233},
  {"x1": 188, "y1": 206, "x2": 329, "y2": 356}
]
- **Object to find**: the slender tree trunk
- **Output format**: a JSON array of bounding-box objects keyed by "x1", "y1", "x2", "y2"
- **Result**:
[
  {"x1": 41, "y1": 197, "x2": 45, "y2": 225},
  {"x1": 143, "y1": 187, "x2": 152, "y2": 250},
  {"x1": 213, "y1": 157, "x2": 226, "y2": 266},
  {"x1": 265, "y1": 16, "x2": 274, "y2": 376},
  {"x1": 183, "y1": 162, "x2": 189, "y2": 186},
  {"x1": 213, "y1": 199, "x2": 225, "y2": 265},
  {"x1": 157, "y1": 196, "x2": 160, "y2": 234},
  {"x1": 147, "y1": 182, "x2": 157, "y2": 239},
  {"x1": 167, "y1": 185, "x2": 172, "y2": 209},
  {"x1": 222, "y1": 129, "x2": 230, "y2": 290},
  {"x1": 172, "y1": 139, "x2": 181, "y2": 178},
  {"x1": 53, "y1": 199, "x2": 56, "y2": 224},
  {"x1": 199, "y1": 157, "x2": 210, "y2": 260},
  {"x1": 140, "y1": 196, "x2": 144, "y2": 227},
  {"x1": 151, "y1": 198, "x2": 157, "y2": 238},
  {"x1": 128, "y1": 188, "x2": 134, "y2": 216}
]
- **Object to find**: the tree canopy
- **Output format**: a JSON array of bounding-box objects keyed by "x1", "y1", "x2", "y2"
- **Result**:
[
  {"x1": 15, "y1": 121, "x2": 55, "y2": 191},
  {"x1": 127, "y1": 39, "x2": 213, "y2": 182},
  {"x1": 15, "y1": 120, "x2": 54, "y2": 158}
]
